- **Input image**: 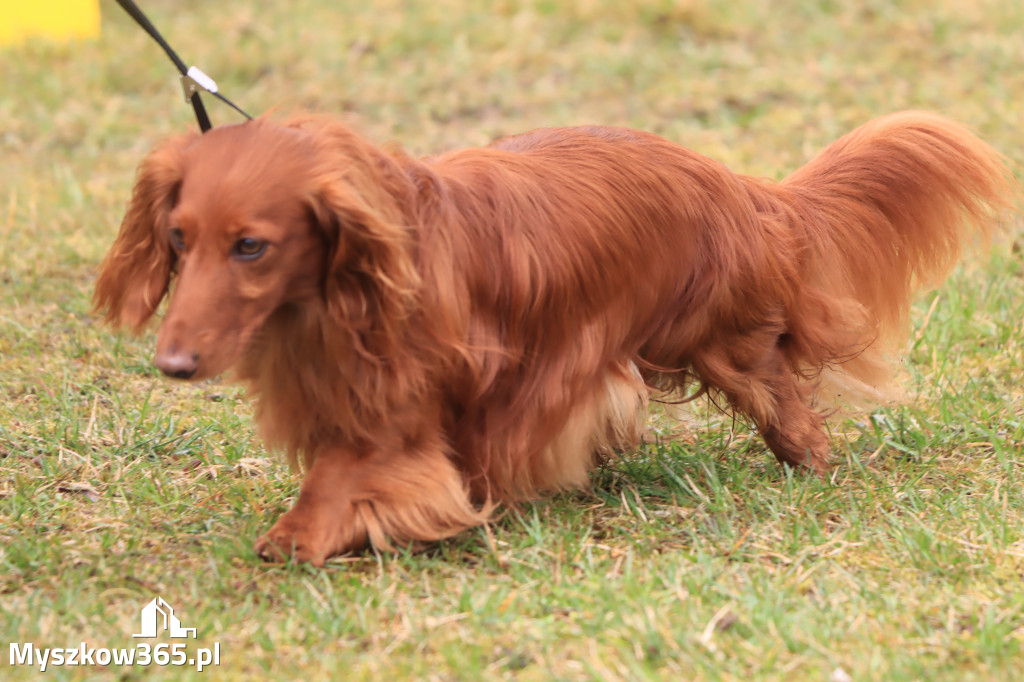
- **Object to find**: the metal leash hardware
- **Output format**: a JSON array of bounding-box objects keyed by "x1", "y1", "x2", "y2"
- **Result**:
[{"x1": 113, "y1": 0, "x2": 252, "y2": 132}]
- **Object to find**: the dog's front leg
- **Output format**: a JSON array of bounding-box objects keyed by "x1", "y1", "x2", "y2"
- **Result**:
[
  {"x1": 255, "y1": 449, "x2": 369, "y2": 566},
  {"x1": 254, "y1": 444, "x2": 489, "y2": 565}
]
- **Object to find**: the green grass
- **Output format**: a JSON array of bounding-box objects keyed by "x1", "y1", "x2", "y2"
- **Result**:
[{"x1": 2, "y1": 0, "x2": 1023, "y2": 679}]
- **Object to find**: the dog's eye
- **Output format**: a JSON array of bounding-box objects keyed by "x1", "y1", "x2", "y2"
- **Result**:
[
  {"x1": 232, "y1": 238, "x2": 267, "y2": 260},
  {"x1": 169, "y1": 227, "x2": 186, "y2": 252}
]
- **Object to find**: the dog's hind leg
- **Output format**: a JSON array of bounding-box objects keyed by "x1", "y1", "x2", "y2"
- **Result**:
[
  {"x1": 755, "y1": 369, "x2": 831, "y2": 475},
  {"x1": 690, "y1": 341, "x2": 831, "y2": 475}
]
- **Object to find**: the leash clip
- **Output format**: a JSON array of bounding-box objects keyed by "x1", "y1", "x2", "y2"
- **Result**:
[
  {"x1": 115, "y1": 0, "x2": 252, "y2": 132},
  {"x1": 180, "y1": 65, "x2": 219, "y2": 103}
]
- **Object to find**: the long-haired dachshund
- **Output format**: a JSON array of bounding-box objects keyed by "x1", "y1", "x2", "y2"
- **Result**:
[{"x1": 95, "y1": 112, "x2": 1013, "y2": 564}]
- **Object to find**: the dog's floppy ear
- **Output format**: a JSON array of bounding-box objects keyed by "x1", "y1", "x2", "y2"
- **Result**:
[
  {"x1": 94, "y1": 134, "x2": 193, "y2": 331},
  {"x1": 309, "y1": 173, "x2": 421, "y2": 358}
]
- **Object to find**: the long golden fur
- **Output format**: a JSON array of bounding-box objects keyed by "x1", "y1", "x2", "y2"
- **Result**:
[{"x1": 95, "y1": 112, "x2": 1014, "y2": 564}]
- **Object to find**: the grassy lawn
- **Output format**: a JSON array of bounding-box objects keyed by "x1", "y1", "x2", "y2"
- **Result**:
[{"x1": 2, "y1": 0, "x2": 1023, "y2": 679}]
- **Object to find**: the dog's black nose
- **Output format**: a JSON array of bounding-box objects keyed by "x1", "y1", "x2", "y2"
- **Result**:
[{"x1": 155, "y1": 350, "x2": 199, "y2": 380}]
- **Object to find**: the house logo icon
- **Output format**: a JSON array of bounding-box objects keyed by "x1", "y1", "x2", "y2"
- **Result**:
[{"x1": 133, "y1": 597, "x2": 197, "y2": 638}]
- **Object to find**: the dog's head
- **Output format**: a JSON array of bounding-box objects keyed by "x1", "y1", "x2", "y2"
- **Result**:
[{"x1": 94, "y1": 117, "x2": 419, "y2": 380}]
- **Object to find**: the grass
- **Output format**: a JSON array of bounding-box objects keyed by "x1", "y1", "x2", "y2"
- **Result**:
[{"x1": 1, "y1": 0, "x2": 1023, "y2": 679}]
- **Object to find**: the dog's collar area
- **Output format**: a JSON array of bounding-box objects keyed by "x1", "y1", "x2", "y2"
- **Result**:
[{"x1": 115, "y1": 0, "x2": 253, "y2": 133}]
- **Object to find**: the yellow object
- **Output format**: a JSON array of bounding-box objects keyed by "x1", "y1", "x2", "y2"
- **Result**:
[{"x1": 0, "y1": 0, "x2": 101, "y2": 45}]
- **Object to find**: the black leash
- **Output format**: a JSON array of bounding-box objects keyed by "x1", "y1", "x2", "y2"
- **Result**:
[{"x1": 114, "y1": 0, "x2": 252, "y2": 132}]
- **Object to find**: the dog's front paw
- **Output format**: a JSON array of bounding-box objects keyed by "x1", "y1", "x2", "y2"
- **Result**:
[
  {"x1": 254, "y1": 506, "x2": 367, "y2": 566},
  {"x1": 254, "y1": 525, "x2": 324, "y2": 566}
]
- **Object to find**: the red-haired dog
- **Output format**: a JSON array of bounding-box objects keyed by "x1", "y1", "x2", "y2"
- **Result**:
[{"x1": 96, "y1": 112, "x2": 1013, "y2": 564}]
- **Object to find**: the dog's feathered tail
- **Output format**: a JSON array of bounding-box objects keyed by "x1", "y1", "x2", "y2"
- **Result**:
[{"x1": 761, "y1": 112, "x2": 1016, "y2": 405}]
